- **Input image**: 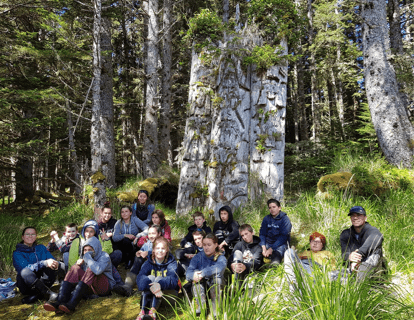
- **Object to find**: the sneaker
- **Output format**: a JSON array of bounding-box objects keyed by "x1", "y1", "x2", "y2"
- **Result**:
[
  {"x1": 148, "y1": 307, "x2": 157, "y2": 319},
  {"x1": 135, "y1": 310, "x2": 145, "y2": 320}
]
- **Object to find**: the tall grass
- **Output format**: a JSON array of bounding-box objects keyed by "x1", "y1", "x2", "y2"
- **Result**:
[
  {"x1": 280, "y1": 265, "x2": 413, "y2": 320},
  {"x1": 172, "y1": 271, "x2": 280, "y2": 320}
]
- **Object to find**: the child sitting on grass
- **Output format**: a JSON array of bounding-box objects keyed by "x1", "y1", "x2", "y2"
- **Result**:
[
  {"x1": 47, "y1": 222, "x2": 79, "y2": 270},
  {"x1": 13, "y1": 226, "x2": 59, "y2": 305},
  {"x1": 136, "y1": 237, "x2": 179, "y2": 320},
  {"x1": 213, "y1": 206, "x2": 240, "y2": 257},
  {"x1": 132, "y1": 190, "x2": 155, "y2": 225},
  {"x1": 113, "y1": 205, "x2": 149, "y2": 269},
  {"x1": 97, "y1": 203, "x2": 122, "y2": 267},
  {"x1": 113, "y1": 225, "x2": 163, "y2": 297},
  {"x1": 149, "y1": 209, "x2": 171, "y2": 243},
  {"x1": 178, "y1": 211, "x2": 211, "y2": 249},
  {"x1": 43, "y1": 237, "x2": 115, "y2": 314},
  {"x1": 176, "y1": 229, "x2": 205, "y2": 277},
  {"x1": 186, "y1": 233, "x2": 227, "y2": 318}
]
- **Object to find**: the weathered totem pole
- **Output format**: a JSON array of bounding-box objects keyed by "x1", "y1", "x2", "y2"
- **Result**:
[{"x1": 176, "y1": 27, "x2": 287, "y2": 218}]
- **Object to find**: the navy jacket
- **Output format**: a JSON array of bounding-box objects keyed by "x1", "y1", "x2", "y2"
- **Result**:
[
  {"x1": 259, "y1": 211, "x2": 292, "y2": 250},
  {"x1": 136, "y1": 253, "x2": 179, "y2": 291},
  {"x1": 186, "y1": 251, "x2": 227, "y2": 281}
]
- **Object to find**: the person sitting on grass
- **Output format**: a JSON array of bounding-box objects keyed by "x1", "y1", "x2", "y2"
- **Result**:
[
  {"x1": 113, "y1": 225, "x2": 163, "y2": 297},
  {"x1": 136, "y1": 237, "x2": 179, "y2": 320},
  {"x1": 137, "y1": 210, "x2": 171, "y2": 247},
  {"x1": 13, "y1": 226, "x2": 59, "y2": 304},
  {"x1": 259, "y1": 199, "x2": 292, "y2": 265},
  {"x1": 47, "y1": 222, "x2": 79, "y2": 271},
  {"x1": 186, "y1": 233, "x2": 227, "y2": 318},
  {"x1": 178, "y1": 211, "x2": 212, "y2": 249},
  {"x1": 43, "y1": 236, "x2": 115, "y2": 314},
  {"x1": 284, "y1": 232, "x2": 335, "y2": 292},
  {"x1": 113, "y1": 205, "x2": 149, "y2": 269},
  {"x1": 97, "y1": 202, "x2": 122, "y2": 267},
  {"x1": 213, "y1": 206, "x2": 240, "y2": 257},
  {"x1": 340, "y1": 206, "x2": 384, "y2": 281},
  {"x1": 132, "y1": 190, "x2": 155, "y2": 225},
  {"x1": 177, "y1": 229, "x2": 206, "y2": 277},
  {"x1": 68, "y1": 220, "x2": 114, "y2": 269},
  {"x1": 229, "y1": 224, "x2": 263, "y2": 281}
]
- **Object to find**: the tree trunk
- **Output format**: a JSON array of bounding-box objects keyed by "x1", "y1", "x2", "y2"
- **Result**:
[
  {"x1": 308, "y1": 0, "x2": 320, "y2": 141},
  {"x1": 143, "y1": 0, "x2": 160, "y2": 177},
  {"x1": 388, "y1": 0, "x2": 403, "y2": 53},
  {"x1": 291, "y1": 64, "x2": 299, "y2": 142},
  {"x1": 66, "y1": 99, "x2": 81, "y2": 195},
  {"x1": 91, "y1": 0, "x2": 106, "y2": 214},
  {"x1": 362, "y1": 0, "x2": 414, "y2": 167},
  {"x1": 297, "y1": 55, "x2": 308, "y2": 141},
  {"x1": 223, "y1": 0, "x2": 229, "y2": 23},
  {"x1": 159, "y1": 0, "x2": 173, "y2": 166},
  {"x1": 100, "y1": 16, "x2": 116, "y2": 188}
]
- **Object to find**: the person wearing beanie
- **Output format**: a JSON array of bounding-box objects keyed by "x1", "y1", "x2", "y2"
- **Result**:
[
  {"x1": 340, "y1": 206, "x2": 384, "y2": 281},
  {"x1": 284, "y1": 231, "x2": 335, "y2": 292}
]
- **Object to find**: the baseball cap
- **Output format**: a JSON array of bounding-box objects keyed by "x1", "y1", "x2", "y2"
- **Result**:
[{"x1": 348, "y1": 206, "x2": 366, "y2": 216}]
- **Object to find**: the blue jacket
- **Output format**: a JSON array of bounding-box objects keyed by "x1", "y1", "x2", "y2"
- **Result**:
[
  {"x1": 81, "y1": 237, "x2": 115, "y2": 289},
  {"x1": 132, "y1": 203, "x2": 155, "y2": 225},
  {"x1": 259, "y1": 211, "x2": 292, "y2": 251},
  {"x1": 13, "y1": 243, "x2": 55, "y2": 274},
  {"x1": 136, "y1": 253, "x2": 179, "y2": 291},
  {"x1": 186, "y1": 251, "x2": 227, "y2": 281},
  {"x1": 113, "y1": 216, "x2": 149, "y2": 242}
]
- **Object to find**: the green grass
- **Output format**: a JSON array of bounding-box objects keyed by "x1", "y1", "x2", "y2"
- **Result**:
[{"x1": 3, "y1": 146, "x2": 414, "y2": 319}]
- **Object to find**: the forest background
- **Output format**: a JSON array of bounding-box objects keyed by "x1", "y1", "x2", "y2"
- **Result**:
[{"x1": 3, "y1": 0, "x2": 414, "y2": 319}]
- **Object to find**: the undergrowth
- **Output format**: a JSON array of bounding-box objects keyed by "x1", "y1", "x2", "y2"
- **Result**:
[{"x1": 2, "y1": 145, "x2": 414, "y2": 319}]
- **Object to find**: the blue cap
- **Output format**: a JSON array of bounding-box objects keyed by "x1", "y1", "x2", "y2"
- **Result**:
[{"x1": 348, "y1": 206, "x2": 366, "y2": 216}]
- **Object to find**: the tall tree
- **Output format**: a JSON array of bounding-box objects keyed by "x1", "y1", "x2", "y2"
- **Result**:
[
  {"x1": 159, "y1": 0, "x2": 173, "y2": 166},
  {"x1": 143, "y1": 0, "x2": 160, "y2": 177},
  {"x1": 362, "y1": 0, "x2": 414, "y2": 167},
  {"x1": 90, "y1": 0, "x2": 106, "y2": 212}
]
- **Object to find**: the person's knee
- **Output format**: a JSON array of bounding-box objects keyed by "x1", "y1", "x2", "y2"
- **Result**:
[{"x1": 20, "y1": 268, "x2": 36, "y2": 280}]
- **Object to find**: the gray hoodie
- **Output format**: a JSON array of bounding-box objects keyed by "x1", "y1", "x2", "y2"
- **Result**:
[{"x1": 82, "y1": 236, "x2": 115, "y2": 289}]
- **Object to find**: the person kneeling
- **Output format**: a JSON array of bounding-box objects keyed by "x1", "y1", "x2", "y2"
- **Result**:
[
  {"x1": 136, "y1": 237, "x2": 179, "y2": 320},
  {"x1": 44, "y1": 237, "x2": 115, "y2": 313}
]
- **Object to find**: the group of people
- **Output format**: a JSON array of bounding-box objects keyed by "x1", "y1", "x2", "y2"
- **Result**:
[{"x1": 12, "y1": 191, "x2": 384, "y2": 320}]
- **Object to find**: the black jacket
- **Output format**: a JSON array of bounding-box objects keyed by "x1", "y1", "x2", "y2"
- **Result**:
[
  {"x1": 340, "y1": 222, "x2": 383, "y2": 264},
  {"x1": 180, "y1": 221, "x2": 212, "y2": 248},
  {"x1": 231, "y1": 235, "x2": 263, "y2": 273},
  {"x1": 98, "y1": 217, "x2": 117, "y2": 234},
  {"x1": 213, "y1": 205, "x2": 240, "y2": 246}
]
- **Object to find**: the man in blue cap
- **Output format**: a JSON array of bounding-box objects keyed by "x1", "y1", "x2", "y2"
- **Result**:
[{"x1": 340, "y1": 206, "x2": 383, "y2": 280}]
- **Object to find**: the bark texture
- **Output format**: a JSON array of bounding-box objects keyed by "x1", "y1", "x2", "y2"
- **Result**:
[
  {"x1": 362, "y1": 0, "x2": 414, "y2": 167},
  {"x1": 100, "y1": 16, "x2": 116, "y2": 188},
  {"x1": 176, "y1": 29, "x2": 287, "y2": 216},
  {"x1": 91, "y1": 0, "x2": 106, "y2": 209},
  {"x1": 159, "y1": 0, "x2": 173, "y2": 166},
  {"x1": 143, "y1": 0, "x2": 160, "y2": 177}
]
